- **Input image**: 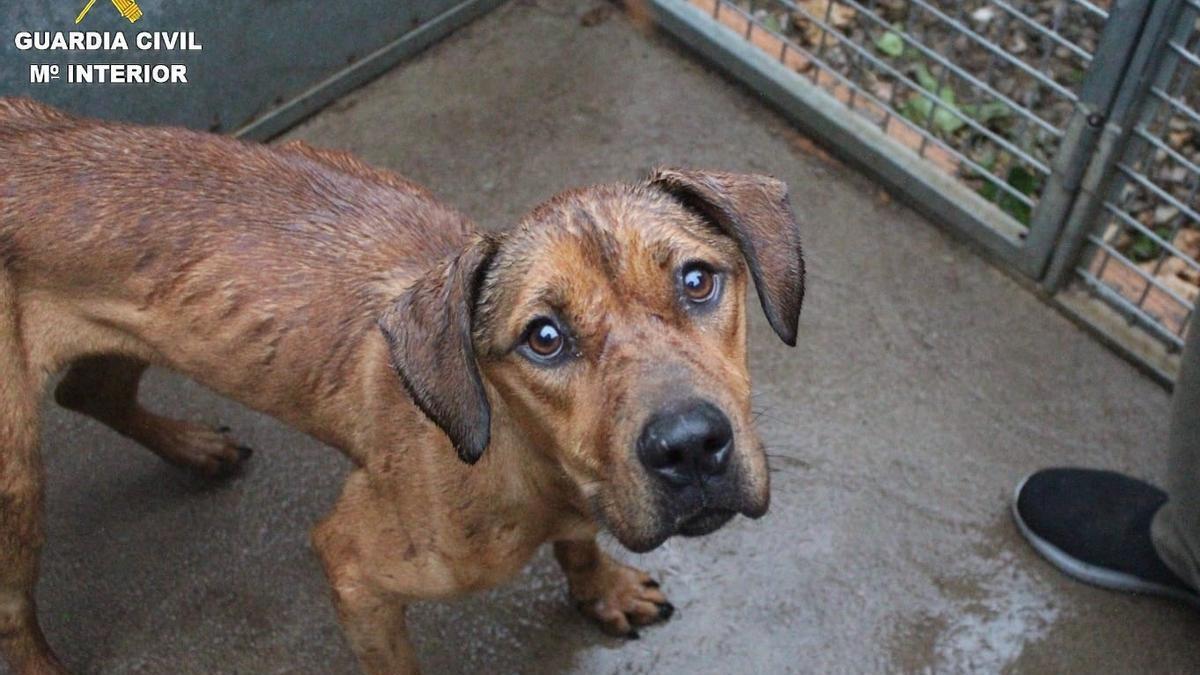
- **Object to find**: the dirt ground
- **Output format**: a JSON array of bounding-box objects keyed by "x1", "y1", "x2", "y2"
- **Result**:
[{"x1": 16, "y1": 1, "x2": 1200, "y2": 673}]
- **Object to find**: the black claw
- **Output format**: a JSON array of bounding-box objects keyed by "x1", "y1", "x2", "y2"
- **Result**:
[
  {"x1": 210, "y1": 461, "x2": 243, "y2": 480},
  {"x1": 626, "y1": 629, "x2": 640, "y2": 640},
  {"x1": 217, "y1": 425, "x2": 232, "y2": 434},
  {"x1": 644, "y1": 579, "x2": 660, "y2": 589},
  {"x1": 205, "y1": 447, "x2": 253, "y2": 481},
  {"x1": 656, "y1": 602, "x2": 675, "y2": 621}
]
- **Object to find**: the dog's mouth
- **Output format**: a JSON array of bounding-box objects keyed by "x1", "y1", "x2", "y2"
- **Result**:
[
  {"x1": 595, "y1": 462, "x2": 767, "y2": 552},
  {"x1": 676, "y1": 508, "x2": 736, "y2": 537}
]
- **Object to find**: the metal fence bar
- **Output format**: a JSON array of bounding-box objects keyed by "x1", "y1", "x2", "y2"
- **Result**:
[
  {"x1": 1117, "y1": 164, "x2": 1200, "y2": 227},
  {"x1": 1044, "y1": 0, "x2": 1185, "y2": 290},
  {"x1": 902, "y1": 0, "x2": 1081, "y2": 103},
  {"x1": 1134, "y1": 128, "x2": 1200, "y2": 182},
  {"x1": 650, "y1": 0, "x2": 1035, "y2": 266},
  {"x1": 1101, "y1": 202, "x2": 1200, "y2": 276},
  {"x1": 1044, "y1": 0, "x2": 1198, "y2": 370},
  {"x1": 769, "y1": 25, "x2": 1041, "y2": 209},
  {"x1": 719, "y1": 0, "x2": 1046, "y2": 209},
  {"x1": 776, "y1": 1, "x2": 1053, "y2": 177},
  {"x1": 664, "y1": 0, "x2": 1146, "y2": 271},
  {"x1": 1152, "y1": 88, "x2": 1200, "y2": 128},
  {"x1": 1087, "y1": 236, "x2": 1197, "y2": 309},
  {"x1": 988, "y1": 0, "x2": 1095, "y2": 63},
  {"x1": 1070, "y1": 0, "x2": 1113, "y2": 19},
  {"x1": 653, "y1": 0, "x2": 1198, "y2": 380},
  {"x1": 832, "y1": 0, "x2": 1064, "y2": 137},
  {"x1": 1019, "y1": 0, "x2": 1156, "y2": 276},
  {"x1": 1078, "y1": 268, "x2": 1188, "y2": 349}
]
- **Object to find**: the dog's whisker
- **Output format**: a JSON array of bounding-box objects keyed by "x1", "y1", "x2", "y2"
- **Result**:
[{"x1": 751, "y1": 409, "x2": 782, "y2": 425}]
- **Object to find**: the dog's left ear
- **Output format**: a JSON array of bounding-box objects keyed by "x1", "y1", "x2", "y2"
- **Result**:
[
  {"x1": 379, "y1": 236, "x2": 497, "y2": 464},
  {"x1": 649, "y1": 167, "x2": 805, "y2": 346}
]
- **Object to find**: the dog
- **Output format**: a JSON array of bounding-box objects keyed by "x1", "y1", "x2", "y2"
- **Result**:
[{"x1": 0, "y1": 97, "x2": 804, "y2": 674}]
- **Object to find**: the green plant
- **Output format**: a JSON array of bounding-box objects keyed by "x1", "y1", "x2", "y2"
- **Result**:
[
  {"x1": 961, "y1": 101, "x2": 1011, "y2": 125},
  {"x1": 979, "y1": 165, "x2": 1038, "y2": 225},
  {"x1": 900, "y1": 64, "x2": 965, "y2": 135},
  {"x1": 1129, "y1": 226, "x2": 1173, "y2": 262},
  {"x1": 874, "y1": 29, "x2": 904, "y2": 57}
]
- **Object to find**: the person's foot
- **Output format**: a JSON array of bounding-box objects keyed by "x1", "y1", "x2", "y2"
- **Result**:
[{"x1": 1013, "y1": 468, "x2": 1199, "y2": 606}]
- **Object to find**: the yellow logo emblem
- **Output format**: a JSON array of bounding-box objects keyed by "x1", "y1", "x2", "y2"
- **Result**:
[{"x1": 75, "y1": 0, "x2": 143, "y2": 24}]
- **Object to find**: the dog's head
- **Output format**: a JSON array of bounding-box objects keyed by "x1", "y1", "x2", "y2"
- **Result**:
[{"x1": 380, "y1": 168, "x2": 804, "y2": 552}]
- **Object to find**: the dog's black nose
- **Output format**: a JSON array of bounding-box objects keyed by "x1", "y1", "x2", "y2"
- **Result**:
[{"x1": 637, "y1": 400, "x2": 733, "y2": 486}]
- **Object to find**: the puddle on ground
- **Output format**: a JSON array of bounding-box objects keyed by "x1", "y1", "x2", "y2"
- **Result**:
[{"x1": 886, "y1": 517, "x2": 1061, "y2": 674}]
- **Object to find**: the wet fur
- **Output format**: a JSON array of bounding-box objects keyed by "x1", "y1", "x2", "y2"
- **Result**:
[{"x1": 0, "y1": 98, "x2": 802, "y2": 674}]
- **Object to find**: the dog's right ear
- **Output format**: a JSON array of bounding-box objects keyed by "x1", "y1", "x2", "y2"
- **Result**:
[{"x1": 378, "y1": 236, "x2": 497, "y2": 464}]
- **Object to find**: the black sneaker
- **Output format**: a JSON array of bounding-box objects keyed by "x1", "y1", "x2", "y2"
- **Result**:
[{"x1": 1012, "y1": 467, "x2": 1199, "y2": 607}]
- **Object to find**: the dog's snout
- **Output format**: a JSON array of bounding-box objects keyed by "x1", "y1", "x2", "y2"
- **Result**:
[{"x1": 637, "y1": 400, "x2": 733, "y2": 486}]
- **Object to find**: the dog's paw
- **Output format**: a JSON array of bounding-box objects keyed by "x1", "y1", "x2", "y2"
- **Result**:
[
  {"x1": 572, "y1": 564, "x2": 674, "y2": 638},
  {"x1": 156, "y1": 424, "x2": 253, "y2": 479}
]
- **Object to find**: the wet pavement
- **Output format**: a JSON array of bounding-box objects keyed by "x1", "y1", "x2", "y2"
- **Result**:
[{"x1": 20, "y1": 0, "x2": 1200, "y2": 673}]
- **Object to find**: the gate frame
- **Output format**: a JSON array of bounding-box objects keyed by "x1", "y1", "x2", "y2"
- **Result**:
[
  {"x1": 1043, "y1": 0, "x2": 1194, "y2": 292},
  {"x1": 1042, "y1": 0, "x2": 1197, "y2": 385}
]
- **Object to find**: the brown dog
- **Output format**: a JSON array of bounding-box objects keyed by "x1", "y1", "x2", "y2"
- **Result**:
[{"x1": 0, "y1": 97, "x2": 804, "y2": 674}]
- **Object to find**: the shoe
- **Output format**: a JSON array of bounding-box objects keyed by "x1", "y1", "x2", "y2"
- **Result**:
[{"x1": 1012, "y1": 467, "x2": 1199, "y2": 607}]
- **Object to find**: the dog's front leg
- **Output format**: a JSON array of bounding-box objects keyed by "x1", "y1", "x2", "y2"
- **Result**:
[
  {"x1": 312, "y1": 480, "x2": 419, "y2": 675},
  {"x1": 314, "y1": 543, "x2": 417, "y2": 675},
  {"x1": 553, "y1": 539, "x2": 675, "y2": 638},
  {"x1": 329, "y1": 576, "x2": 414, "y2": 675}
]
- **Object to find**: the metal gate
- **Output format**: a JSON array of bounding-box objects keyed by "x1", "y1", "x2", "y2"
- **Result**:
[
  {"x1": 651, "y1": 0, "x2": 1200, "y2": 382},
  {"x1": 1046, "y1": 0, "x2": 1200, "y2": 374}
]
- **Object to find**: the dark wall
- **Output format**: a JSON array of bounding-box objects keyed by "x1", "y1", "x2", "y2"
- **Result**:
[{"x1": 1, "y1": 0, "x2": 498, "y2": 138}]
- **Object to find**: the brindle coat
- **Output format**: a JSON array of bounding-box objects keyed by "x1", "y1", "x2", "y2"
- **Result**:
[{"x1": 0, "y1": 98, "x2": 804, "y2": 674}]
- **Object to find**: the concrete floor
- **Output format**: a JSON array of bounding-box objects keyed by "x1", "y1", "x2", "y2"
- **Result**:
[{"x1": 18, "y1": 1, "x2": 1200, "y2": 673}]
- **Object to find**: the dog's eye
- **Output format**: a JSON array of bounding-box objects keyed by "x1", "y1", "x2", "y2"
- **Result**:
[
  {"x1": 681, "y1": 263, "x2": 717, "y2": 303},
  {"x1": 526, "y1": 319, "x2": 564, "y2": 358}
]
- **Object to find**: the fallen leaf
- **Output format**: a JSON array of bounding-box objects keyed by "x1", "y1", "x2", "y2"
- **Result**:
[
  {"x1": 970, "y1": 7, "x2": 996, "y2": 23},
  {"x1": 1155, "y1": 204, "x2": 1181, "y2": 225},
  {"x1": 1146, "y1": 257, "x2": 1200, "y2": 303},
  {"x1": 793, "y1": 0, "x2": 857, "y2": 44},
  {"x1": 1175, "y1": 228, "x2": 1200, "y2": 260}
]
